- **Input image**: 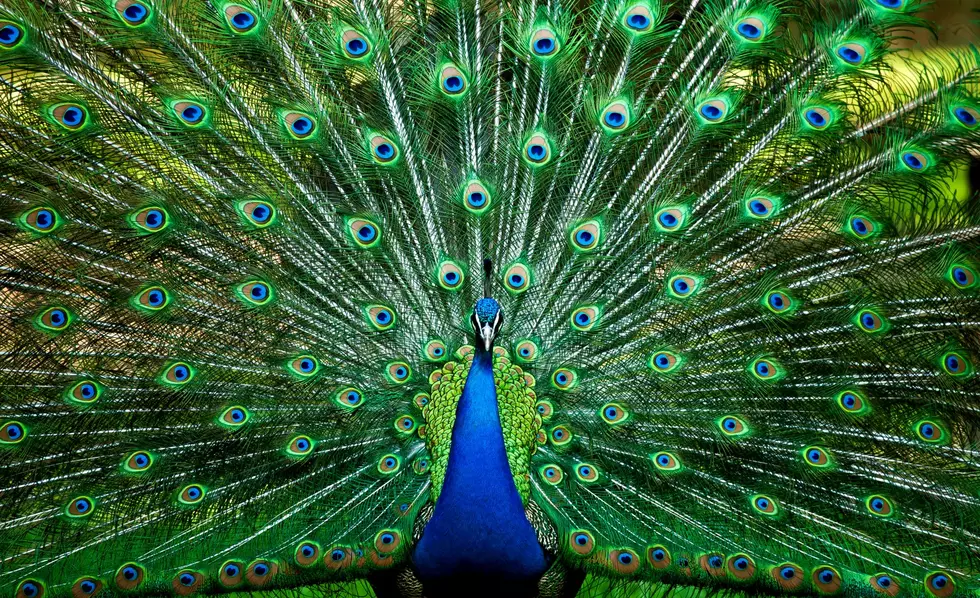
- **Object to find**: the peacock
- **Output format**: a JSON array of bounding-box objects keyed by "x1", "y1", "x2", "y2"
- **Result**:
[{"x1": 1, "y1": 0, "x2": 980, "y2": 597}]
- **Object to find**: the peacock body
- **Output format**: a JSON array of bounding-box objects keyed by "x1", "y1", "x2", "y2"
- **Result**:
[{"x1": 1, "y1": 0, "x2": 979, "y2": 597}]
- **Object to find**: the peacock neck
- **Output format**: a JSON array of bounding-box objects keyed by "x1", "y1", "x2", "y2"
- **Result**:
[{"x1": 412, "y1": 347, "x2": 547, "y2": 594}]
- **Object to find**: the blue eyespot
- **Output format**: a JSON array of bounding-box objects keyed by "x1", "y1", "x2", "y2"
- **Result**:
[
  {"x1": 619, "y1": 552, "x2": 633, "y2": 565},
  {"x1": 737, "y1": 22, "x2": 760, "y2": 39},
  {"x1": 734, "y1": 557, "x2": 749, "y2": 570},
  {"x1": 954, "y1": 106, "x2": 978, "y2": 127},
  {"x1": 250, "y1": 283, "x2": 268, "y2": 300},
  {"x1": 709, "y1": 555, "x2": 723, "y2": 568},
  {"x1": 807, "y1": 449, "x2": 821, "y2": 462},
  {"x1": 575, "y1": 312, "x2": 591, "y2": 326},
  {"x1": 174, "y1": 365, "x2": 189, "y2": 381},
  {"x1": 134, "y1": 453, "x2": 149, "y2": 467},
  {"x1": 877, "y1": 0, "x2": 903, "y2": 7},
  {"x1": 723, "y1": 417, "x2": 738, "y2": 431},
  {"x1": 604, "y1": 110, "x2": 625, "y2": 128},
  {"x1": 903, "y1": 152, "x2": 925, "y2": 170},
  {"x1": 467, "y1": 191, "x2": 487, "y2": 208},
  {"x1": 700, "y1": 104, "x2": 722, "y2": 120},
  {"x1": 575, "y1": 230, "x2": 594, "y2": 245},
  {"x1": 851, "y1": 216, "x2": 870, "y2": 236},
  {"x1": 0, "y1": 23, "x2": 24, "y2": 48},
  {"x1": 755, "y1": 361, "x2": 770, "y2": 376},
  {"x1": 656, "y1": 453, "x2": 670, "y2": 466},
  {"x1": 179, "y1": 574, "x2": 195, "y2": 587},
  {"x1": 750, "y1": 199, "x2": 770, "y2": 216},
  {"x1": 331, "y1": 549, "x2": 345, "y2": 561},
  {"x1": 375, "y1": 143, "x2": 394, "y2": 160},
  {"x1": 651, "y1": 549, "x2": 666, "y2": 561},
  {"x1": 931, "y1": 574, "x2": 949, "y2": 590},
  {"x1": 123, "y1": 567, "x2": 138, "y2": 581},
  {"x1": 837, "y1": 44, "x2": 864, "y2": 64},
  {"x1": 780, "y1": 566, "x2": 796, "y2": 579},
  {"x1": 79, "y1": 580, "x2": 96, "y2": 594},
  {"x1": 755, "y1": 497, "x2": 769, "y2": 509},
  {"x1": 228, "y1": 7, "x2": 257, "y2": 33},
  {"x1": 527, "y1": 143, "x2": 546, "y2": 161},
  {"x1": 805, "y1": 109, "x2": 827, "y2": 127},
  {"x1": 34, "y1": 209, "x2": 54, "y2": 230},
  {"x1": 291, "y1": 117, "x2": 313, "y2": 136},
  {"x1": 443, "y1": 76, "x2": 463, "y2": 93},
  {"x1": 534, "y1": 37, "x2": 555, "y2": 55},
  {"x1": 224, "y1": 564, "x2": 240, "y2": 577},
  {"x1": 659, "y1": 212, "x2": 678, "y2": 228},
  {"x1": 842, "y1": 393, "x2": 856, "y2": 408},
  {"x1": 122, "y1": 3, "x2": 149, "y2": 24},
  {"x1": 182, "y1": 105, "x2": 202, "y2": 123},
  {"x1": 574, "y1": 533, "x2": 589, "y2": 545},
  {"x1": 21, "y1": 583, "x2": 39, "y2": 597},
  {"x1": 62, "y1": 107, "x2": 83, "y2": 127},
  {"x1": 301, "y1": 544, "x2": 315, "y2": 557},
  {"x1": 376, "y1": 309, "x2": 392, "y2": 324}
]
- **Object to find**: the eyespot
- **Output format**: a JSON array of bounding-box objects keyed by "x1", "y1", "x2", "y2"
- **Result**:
[
  {"x1": 728, "y1": 554, "x2": 756, "y2": 580},
  {"x1": 901, "y1": 151, "x2": 928, "y2": 171},
  {"x1": 550, "y1": 425, "x2": 572, "y2": 446},
  {"x1": 219, "y1": 406, "x2": 250, "y2": 428},
  {"x1": 283, "y1": 112, "x2": 316, "y2": 139},
  {"x1": 601, "y1": 101, "x2": 630, "y2": 131},
  {"x1": 751, "y1": 494, "x2": 777, "y2": 515},
  {"x1": 609, "y1": 549, "x2": 640, "y2": 574},
  {"x1": 124, "y1": 450, "x2": 154, "y2": 472},
  {"x1": 535, "y1": 400, "x2": 553, "y2": 419},
  {"x1": 161, "y1": 362, "x2": 194, "y2": 385},
  {"x1": 876, "y1": 0, "x2": 905, "y2": 8},
  {"x1": 764, "y1": 290, "x2": 792, "y2": 314},
  {"x1": 750, "y1": 357, "x2": 780, "y2": 381},
  {"x1": 245, "y1": 560, "x2": 277, "y2": 585},
  {"x1": 503, "y1": 263, "x2": 531, "y2": 294},
  {"x1": 515, "y1": 340, "x2": 539, "y2": 363},
  {"x1": 569, "y1": 530, "x2": 595, "y2": 556},
  {"x1": 871, "y1": 573, "x2": 899, "y2": 596},
  {"x1": 286, "y1": 435, "x2": 314, "y2": 457},
  {"x1": 668, "y1": 275, "x2": 699, "y2": 298},
  {"x1": 0, "y1": 22, "x2": 25, "y2": 49},
  {"x1": 288, "y1": 355, "x2": 319, "y2": 378},
  {"x1": 365, "y1": 305, "x2": 396, "y2": 330},
  {"x1": 530, "y1": 28, "x2": 559, "y2": 56},
  {"x1": 836, "y1": 42, "x2": 867, "y2": 65},
  {"x1": 20, "y1": 207, "x2": 60, "y2": 233},
  {"x1": 463, "y1": 180, "x2": 491, "y2": 214},
  {"x1": 813, "y1": 566, "x2": 842, "y2": 594},
  {"x1": 115, "y1": 0, "x2": 151, "y2": 26},
  {"x1": 701, "y1": 553, "x2": 725, "y2": 576},
  {"x1": 238, "y1": 280, "x2": 274, "y2": 306},
  {"x1": 655, "y1": 207, "x2": 686, "y2": 232},
  {"x1": 677, "y1": 557, "x2": 690, "y2": 569},
  {"x1": 219, "y1": 561, "x2": 244, "y2": 587},
  {"x1": 953, "y1": 106, "x2": 980, "y2": 128},
  {"x1": 719, "y1": 416, "x2": 747, "y2": 436},
  {"x1": 866, "y1": 494, "x2": 893, "y2": 517},
  {"x1": 802, "y1": 446, "x2": 831, "y2": 468},
  {"x1": 72, "y1": 577, "x2": 103, "y2": 598},
  {"x1": 51, "y1": 103, "x2": 88, "y2": 130},
  {"x1": 224, "y1": 5, "x2": 258, "y2": 33},
  {"x1": 325, "y1": 547, "x2": 354, "y2": 570},
  {"x1": 179, "y1": 484, "x2": 206, "y2": 505},
  {"x1": 133, "y1": 286, "x2": 170, "y2": 312},
  {"x1": 698, "y1": 99, "x2": 727, "y2": 122},
  {"x1": 369, "y1": 134, "x2": 399, "y2": 164},
  {"x1": 172, "y1": 571, "x2": 202, "y2": 596},
  {"x1": 942, "y1": 351, "x2": 971, "y2": 376},
  {"x1": 647, "y1": 545, "x2": 671, "y2": 569},
  {"x1": 540, "y1": 464, "x2": 563, "y2": 485},
  {"x1": 115, "y1": 564, "x2": 145, "y2": 590},
  {"x1": 1, "y1": 420, "x2": 26, "y2": 444},
  {"x1": 925, "y1": 572, "x2": 955, "y2": 597},
  {"x1": 68, "y1": 380, "x2": 103, "y2": 404},
  {"x1": 172, "y1": 101, "x2": 206, "y2": 126},
  {"x1": 773, "y1": 563, "x2": 804, "y2": 590},
  {"x1": 295, "y1": 542, "x2": 320, "y2": 567},
  {"x1": 650, "y1": 351, "x2": 681, "y2": 373},
  {"x1": 804, "y1": 107, "x2": 832, "y2": 129},
  {"x1": 412, "y1": 456, "x2": 430, "y2": 475},
  {"x1": 623, "y1": 4, "x2": 654, "y2": 31},
  {"x1": 347, "y1": 217, "x2": 381, "y2": 248},
  {"x1": 387, "y1": 361, "x2": 411, "y2": 384},
  {"x1": 393, "y1": 415, "x2": 416, "y2": 435},
  {"x1": 570, "y1": 220, "x2": 601, "y2": 251},
  {"x1": 66, "y1": 496, "x2": 94, "y2": 518},
  {"x1": 524, "y1": 133, "x2": 551, "y2": 165},
  {"x1": 847, "y1": 215, "x2": 876, "y2": 238},
  {"x1": 130, "y1": 206, "x2": 170, "y2": 233},
  {"x1": 915, "y1": 420, "x2": 945, "y2": 443},
  {"x1": 571, "y1": 306, "x2": 599, "y2": 331},
  {"x1": 414, "y1": 392, "x2": 430, "y2": 409},
  {"x1": 236, "y1": 200, "x2": 276, "y2": 228},
  {"x1": 735, "y1": 17, "x2": 764, "y2": 41},
  {"x1": 652, "y1": 451, "x2": 681, "y2": 472},
  {"x1": 836, "y1": 389, "x2": 867, "y2": 414},
  {"x1": 600, "y1": 403, "x2": 629, "y2": 425},
  {"x1": 423, "y1": 340, "x2": 447, "y2": 362},
  {"x1": 341, "y1": 29, "x2": 371, "y2": 59},
  {"x1": 36, "y1": 306, "x2": 72, "y2": 332},
  {"x1": 575, "y1": 463, "x2": 599, "y2": 482},
  {"x1": 369, "y1": 530, "x2": 402, "y2": 556},
  {"x1": 439, "y1": 64, "x2": 466, "y2": 95},
  {"x1": 437, "y1": 261, "x2": 465, "y2": 290},
  {"x1": 336, "y1": 387, "x2": 363, "y2": 409},
  {"x1": 378, "y1": 454, "x2": 400, "y2": 474},
  {"x1": 551, "y1": 368, "x2": 577, "y2": 390},
  {"x1": 746, "y1": 197, "x2": 775, "y2": 219},
  {"x1": 948, "y1": 264, "x2": 976, "y2": 289},
  {"x1": 856, "y1": 309, "x2": 886, "y2": 333}
]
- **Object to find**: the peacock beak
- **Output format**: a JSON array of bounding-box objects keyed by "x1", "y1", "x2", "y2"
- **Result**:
[{"x1": 480, "y1": 323, "x2": 495, "y2": 351}]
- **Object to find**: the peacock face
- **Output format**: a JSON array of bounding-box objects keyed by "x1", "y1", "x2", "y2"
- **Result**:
[{"x1": 471, "y1": 297, "x2": 503, "y2": 352}]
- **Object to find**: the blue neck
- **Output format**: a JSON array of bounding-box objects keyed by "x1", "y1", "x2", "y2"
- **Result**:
[{"x1": 413, "y1": 349, "x2": 547, "y2": 583}]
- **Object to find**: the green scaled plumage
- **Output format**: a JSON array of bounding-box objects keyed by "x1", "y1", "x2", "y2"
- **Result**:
[{"x1": 1, "y1": 0, "x2": 979, "y2": 596}]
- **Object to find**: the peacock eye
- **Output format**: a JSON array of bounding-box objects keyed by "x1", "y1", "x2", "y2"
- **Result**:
[
  {"x1": 1, "y1": 421, "x2": 26, "y2": 444},
  {"x1": 133, "y1": 286, "x2": 170, "y2": 311},
  {"x1": 651, "y1": 451, "x2": 680, "y2": 471},
  {"x1": 953, "y1": 105, "x2": 980, "y2": 128},
  {"x1": 530, "y1": 28, "x2": 559, "y2": 56},
  {"x1": 503, "y1": 263, "x2": 531, "y2": 293},
  {"x1": 847, "y1": 215, "x2": 876, "y2": 238},
  {"x1": 915, "y1": 420, "x2": 945, "y2": 443},
  {"x1": 238, "y1": 280, "x2": 274, "y2": 306},
  {"x1": 668, "y1": 275, "x2": 699, "y2": 299},
  {"x1": 73, "y1": 578, "x2": 102, "y2": 597},
  {"x1": 224, "y1": 4, "x2": 258, "y2": 33},
  {"x1": 463, "y1": 180, "x2": 491, "y2": 213},
  {"x1": 655, "y1": 207, "x2": 686, "y2": 232},
  {"x1": 836, "y1": 389, "x2": 867, "y2": 414},
  {"x1": 719, "y1": 415, "x2": 747, "y2": 436},
  {"x1": 515, "y1": 340, "x2": 539, "y2": 362},
  {"x1": 175, "y1": 571, "x2": 202, "y2": 591},
  {"x1": 370, "y1": 134, "x2": 399, "y2": 164},
  {"x1": 172, "y1": 101, "x2": 206, "y2": 126},
  {"x1": 347, "y1": 217, "x2": 382, "y2": 248},
  {"x1": 283, "y1": 112, "x2": 316, "y2": 139},
  {"x1": 287, "y1": 435, "x2": 314, "y2": 456},
  {"x1": 117, "y1": 0, "x2": 151, "y2": 25},
  {"x1": 764, "y1": 290, "x2": 792, "y2": 314},
  {"x1": 50, "y1": 103, "x2": 89, "y2": 130},
  {"x1": 36, "y1": 306, "x2": 73, "y2": 332},
  {"x1": 570, "y1": 306, "x2": 599, "y2": 331},
  {"x1": 0, "y1": 21, "x2": 25, "y2": 49},
  {"x1": 650, "y1": 350, "x2": 680, "y2": 373},
  {"x1": 178, "y1": 484, "x2": 206, "y2": 505},
  {"x1": 773, "y1": 563, "x2": 804, "y2": 589},
  {"x1": 115, "y1": 564, "x2": 145, "y2": 590},
  {"x1": 813, "y1": 567, "x2": 841, "y2": 591},
  {"x1": 68, "y1": 379, "x2": 103, "y2": 404},
  {"x1": 941, "y1": 351, "x2": 970, "y2": 376},
  {"x1": 438, "y1": 260, "x2": 465, "y2": 290},
  {"x1": 219, "y1": 406, "x2": 250, "y2": 427},
  {"x1": 130, "y1": 206, "x2": 170, "y2": 233},
  {"x1": 387, "y1": 361, "x2": 411, "y2": 383},
  {"x1": 746, "y1": 196, "x2": 776, "y2": 219},
  {"x1": 440, "y1": 64, "x2": 467, "y2": 95},
  {"x1": 728, "y1": 554, "x2": 756, "y2": 579},
  {"x1": 804, "y1": 106, "x2": 832, "y2": 129},
  {"x1": 569, "y1": 530, "x2": 595, "y2": 555},
  {"x1": 622, "y1": 4, "x2": 654, "y2": 32},
  {"x1": 871, "y1": 573, "x2": 897, "y2": 594},
  {"x1": 856, "y1": 309, "x2": 886, "y2": 333},
  {"x1": 336, "y1": 387, "x2": 363, "y2": 409},
  {"x1": 393, "y1": 415, "x2": 416, "y2": 434},
  {"x1": 550, "y1": 425, "x2": 572, "y2": 445},
  {"x1": 540, "y1": 464, "x2": 563, "y2": 484},
  {"x1": 601, "y1": 101, "x2": 630, "y2": 131},
  {"x1": 124, "y1": 450, "x2": 154, "y2": 472},
  {"x1": 286, "y1": 355, "x2": 319, "y2": 377},
  {"x1": 600, "y1": 403, "x2": 629, "y2": 425},
  {"x1": 803, "y1": 446, "x2": 831, "y2": 468},
  {"x1": 295, "y1": 541, "x2": 320, "y2": 566},
  {"x1": 836, "y1": 42, "x2": 867, "y2": 65},
  {"x1": 524, "y1": 133, "x2": 551, "y2": 165},
  {"x1": 948, "y1": 264, "x2": 976, "y2": 289},
  {"x1": 424, "y1": 340, "x2": 447, "y2": 361},
  {"x1": 752, "y1": 494, "x2": 777, "y2": 515},
  {"x1": 698, "y1": 99, "x2": 728, "y2": 122},
  {"x1": 750, "y1": 357, "x2": 781, "y2": 380},
  {"x1": 66, "y1": 496, "x2": 95, "y2": 517},
  {"x1": 375, "y1": 530, "x2": 402, "y2": 553},
  {"x1": 20, "y1": 207, "x2": 60, "y2": 233},
  {"x1": 551, "y1": 368, "x2": 577, "y2": 390},
  {"x1": 219, "y1": 561, "x2": 244, "y2": 587},
  {"x1": 735, "y1": 17, "x2": 764, "y2": 41},
  {"x1": 648, "y1": 546, "x2": 670, "y2": 569},
  {"x1": 378, "y1": 454, "x2": 400, "y2": 474},
  {"x1": 341, "y1": 29, "x2": 371, "y2": 59},
  {"x1": 238, "y1": 200, "x2": 276, "y2": 227},
  {"x1": 866, "y1": 494, "x2": 893, "y2": 516},
  {"x1": 570, "y1": 220, "x2": 601, "y2": 251},
  {"x1": 925, "y1": 572, "x2": 954, "y2": 597},
  {"x1": 366, "y1": 304, "x2": 396, "y2": 330},
  {"x1": 161, "y1": 361, "x2": 195, "y2": 385},
  {"x1": 902, "y1": 150, "x2": 929, "y2": 171}
]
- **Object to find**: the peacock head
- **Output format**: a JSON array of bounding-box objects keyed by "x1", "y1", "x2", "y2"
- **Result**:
[{"x1": 472, "y1": 297, "x2": 503, "y2": 352}]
